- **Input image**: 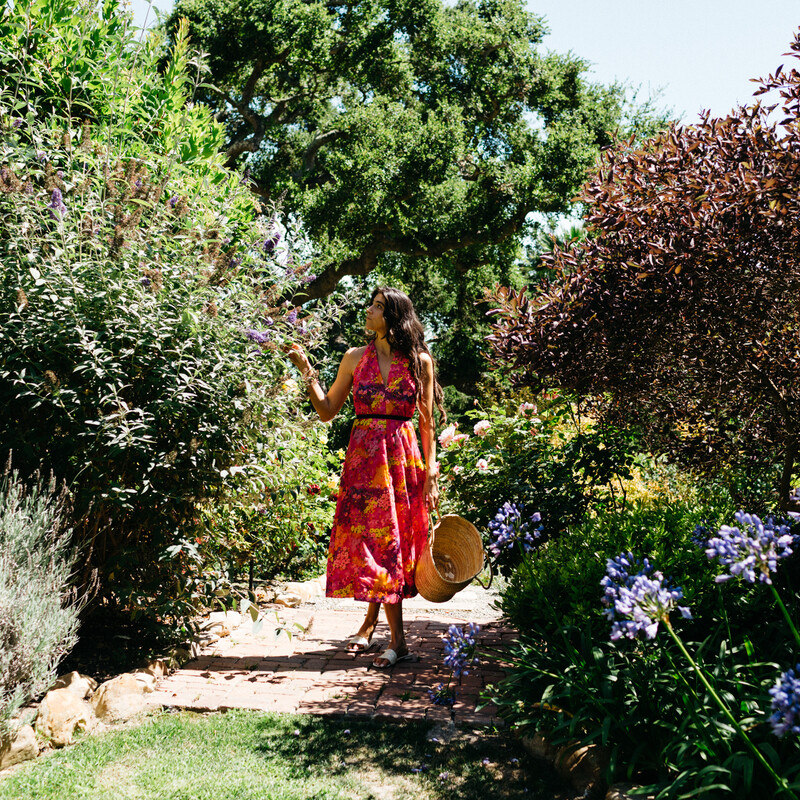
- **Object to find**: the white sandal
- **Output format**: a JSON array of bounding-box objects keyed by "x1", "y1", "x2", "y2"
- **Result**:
[
  {"x1": 345, "y1": 635, "x2": 375, "y2": 652},
  {"x1": 372, "y1": 648, "x2": 413, "y2": 669}
]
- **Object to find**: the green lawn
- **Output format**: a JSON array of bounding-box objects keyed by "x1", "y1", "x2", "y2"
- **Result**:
[{"x1": 0, "y1": 711, "x2": 566, "y2": 800}]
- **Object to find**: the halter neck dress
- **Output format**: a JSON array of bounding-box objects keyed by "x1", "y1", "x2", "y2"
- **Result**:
[{"x1": 326, "y1": 341, "x2": 429, "y2": 604}]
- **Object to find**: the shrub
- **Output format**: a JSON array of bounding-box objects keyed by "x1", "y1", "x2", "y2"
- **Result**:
[
  {"x1": 0, "y1": 468, "x2": 80, "y2": 735},
  {"x1": 0, "y1": 3, "x2": 335, "y2": 626},
  {"x1": 438, "y1": 395, "x2": 637, "y2": 575},
  {"x1": 488, "y1": 485, "x2": 800, "y2": 798}
]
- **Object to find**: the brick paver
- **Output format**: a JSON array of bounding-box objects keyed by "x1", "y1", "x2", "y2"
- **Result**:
[{"x1": 148, "y1": 599, "x2": 515, "y2": 727}]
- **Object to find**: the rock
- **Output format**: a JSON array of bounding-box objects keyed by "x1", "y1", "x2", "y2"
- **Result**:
[
  {"x1": 274, "y1": 592, "x2": 302, "y2": 607},
  {"x1": 90, "y1": 674, "x2": 148, "y2": 723},
  {"x1": 205, "y1": 610, "x2": 242, "y2": 636},
  {"x1": 606, "y1": 784, "x2": 654, "y2": 800},
  {"x1": 51, "y1": 671, "x2": 98, "y2": 700},
  {"x1": 169, "y1": 646, "x2": 191, "y2": 668},
  {"x1": 131, "y1": 671, "x2": 156, "y2": 693},
  {"x1": 520, "y1": 732, "x2": 558, "y2": 762},
  {"x1": 0, "y1": 725, "x2": 38, "y2": 769},
  {"x1": 144, "y1": 659, "x2": 168, "y2": 678},
  {"x1": 553, "y1": 743, "x2": 609, "y2": 794},
  {"x1": 35, "y1": 688, "x2": 98, "y2": 747}
]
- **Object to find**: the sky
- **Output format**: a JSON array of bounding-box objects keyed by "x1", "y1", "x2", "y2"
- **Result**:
[{"x1": 131, "y1": 0, "x2": 800, "y2": 124}]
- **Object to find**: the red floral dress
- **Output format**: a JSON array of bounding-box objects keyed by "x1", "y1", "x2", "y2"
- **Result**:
[{"x1": 326, "y1": 341, "x2": 429, "y2": 604}]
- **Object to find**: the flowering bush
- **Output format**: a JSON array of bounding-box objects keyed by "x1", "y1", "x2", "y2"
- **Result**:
[
  {"x1": 0, "y1": 3, "x2": 335, "y2": 626},
  {"x1": 489, "y1": 495, "x2": 800, "y2": 799},
  {"x1": 438, "y1": 396, "x2": 637, "y2": 575}
]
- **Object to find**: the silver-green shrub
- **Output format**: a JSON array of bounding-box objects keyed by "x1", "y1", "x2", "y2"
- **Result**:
[{"x1": 0, "y1": 469, "x2": 80, "y2": 735}]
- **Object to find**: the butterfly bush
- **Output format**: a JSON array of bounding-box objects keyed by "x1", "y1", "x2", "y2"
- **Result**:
[
  {"x1": 487, "y1": 501, "x2": 542, "y2": 557},
  {"x1": 601, "y1": 553, "x2": 691, "y2": 641},
  {"x1": 705, "y1": 511, "x2": 793, "y2": 585}
]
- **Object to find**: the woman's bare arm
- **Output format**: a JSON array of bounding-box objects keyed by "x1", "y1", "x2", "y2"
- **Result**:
[
  {"x1": 417, "y1": 353, "x2": 439, "y2": 509},
  {"x1": 288, "y1": 345, "x2": 364, "y2": 422}
]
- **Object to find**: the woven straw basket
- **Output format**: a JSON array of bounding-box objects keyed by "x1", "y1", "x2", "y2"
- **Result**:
[{"x1": 415, "y1": 514, "x2": 485, "y2": 603}]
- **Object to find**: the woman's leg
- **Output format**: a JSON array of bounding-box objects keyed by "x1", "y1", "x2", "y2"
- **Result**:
[
  {"x1": 373, "y1": 600, "x2": 407, "y2": 666},
  {"x1": 347, "y1": 602, "x2": 380, "y2": 650}
]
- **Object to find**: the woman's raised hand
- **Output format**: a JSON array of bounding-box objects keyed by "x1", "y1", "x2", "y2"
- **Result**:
[{"x1": 284, "y1": 342, "x2": 310, "y2": 372}]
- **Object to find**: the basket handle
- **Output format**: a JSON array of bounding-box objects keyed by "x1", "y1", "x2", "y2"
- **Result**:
[{"x1": 473, "y1": 554, "x2": 494, "y2": 591}]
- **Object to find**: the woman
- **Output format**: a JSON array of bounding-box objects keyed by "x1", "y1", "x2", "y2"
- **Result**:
[{"x1": 287, "y1": 287, "x2": 443, "y2": 668}]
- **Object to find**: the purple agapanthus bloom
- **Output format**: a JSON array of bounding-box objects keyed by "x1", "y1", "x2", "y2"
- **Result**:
[
  {"x1": 769, "y1": 665, "x2": 800, "y2": 737},
  {"x1": 47, "y1": 187, "x2": 67, "y2": 218},
  {"x1": 705, "y1": 511, "x2": 793, "y2": 585},
  {"x1": 427, "y1": 683, "x2": 456, "y2": 706},
  {"x1": 691, "y1": 523, "x2": 712, "y2": 549},
  {"x1": 245, "y1": 329, "x2": 270, "y2": 344},
  {"x1": 443, "y1": 623, "x2": 480, "y2": 677},
  {"x1": 601, "y1": 554, "x2": 691, "y2": 641},
  {"x1": 487, "y1": 502, "x2": 542, "y2": 557}
]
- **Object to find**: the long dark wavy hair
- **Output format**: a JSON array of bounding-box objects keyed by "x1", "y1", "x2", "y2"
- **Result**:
[{"x1": 369, "y1": 286, "x2": 446, "y2": 422}]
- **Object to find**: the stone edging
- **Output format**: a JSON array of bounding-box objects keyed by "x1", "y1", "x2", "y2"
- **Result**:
[{"x1": 519, "y1": 732, "x2": 654, "y2": 800}]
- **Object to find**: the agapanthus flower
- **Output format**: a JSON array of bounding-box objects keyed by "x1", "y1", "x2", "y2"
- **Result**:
[
  {"x1": 601, "y1": 553, "x2": 691, "y2": 641},
  {"x1": 691, "y1": 522, "x2": 712, "y2": 549},
  {"x1": 705, "y1": 511, "x2": 793, "y2": 585},
  {"x1": 442, "y1": 622, "x2": 480, "y2": 677},
  {"x1": 427, "y1": 682, "x2": 456, "y2": 706},
  {"x1": 47, "y1": 187, "x2": 66, "y2": 219},
  {"x1": 487, "y1": 502, "x2": 542, "y2": 557},
  {"x1": 769, "y1": 665, "x2": 800, "y2": 737}
]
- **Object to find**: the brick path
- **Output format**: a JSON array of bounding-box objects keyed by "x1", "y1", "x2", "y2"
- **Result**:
[{"x1": 147, "y1": 595, "x2": 516, "y2": 728}]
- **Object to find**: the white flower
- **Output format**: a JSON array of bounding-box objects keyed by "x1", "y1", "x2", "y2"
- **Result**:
[
  {"x1": 476, "y1": 458, "x2": 489, "y2": 471},
  {"x1": 473, "y1": 420, "x2": 491, "y2": 436},
  {"x1": 518, "y1": 402, "x2": 537, "y2": 416},
  {"x1": 438, "y1": 424, "x2": 458, "y2": 448},
  {"x1": 281, "y1": 378, "x2": 298, "y2": 393}
]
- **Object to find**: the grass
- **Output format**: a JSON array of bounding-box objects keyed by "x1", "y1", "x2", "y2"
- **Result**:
[{"x1": 0, "y1": 710, "x2": 568, "y2": 800}]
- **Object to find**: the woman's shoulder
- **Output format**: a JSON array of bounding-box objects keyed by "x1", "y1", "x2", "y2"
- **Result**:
[{"x1": 340, "y1": 344, "x2": 369, "y2": 372}]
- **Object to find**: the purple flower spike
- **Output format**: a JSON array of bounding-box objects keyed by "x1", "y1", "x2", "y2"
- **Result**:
[
  {"x1": 488, "y1": 502, "x2": 542, "y2": 557},
  {"x1": 705, "y1": 511, "x2": 793, "y2": 585},
  {"x1": 245, "y1": 329, "x2": 270, "y2": 344},
  {"x1": 601, "y1": 554, "x2": 691, "y2": 641},
  {"x1": 286, "y1": 310, "x2": 298, "y2": 325},
  {"x1": 769, "y1": 665, "x2": 800, "y2": 737},
  {"x1": 442, "y1": 623, "x2": 480, "y2": 677},
  {"x1": 47, "y1": 187, "x2": 67, "y2": 218}
]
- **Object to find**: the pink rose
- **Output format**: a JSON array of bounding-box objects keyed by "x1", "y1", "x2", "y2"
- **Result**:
[
  {"x1": 438, "y1": 424, "x2": 457, "y2": 448},
  {"x1": 476, "y1": 458, "x2": 489, "y2": 471},
  {"x1": 473, "y1": 420, "x2": 491, "y2": 436},
  {"x1": 518, "y1": 402, "x2": 537, "y2": 415},
  {"x1": 452, "y1": 465, "x2": 463, "y2": 475}
]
